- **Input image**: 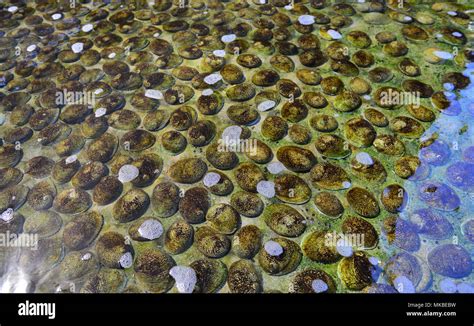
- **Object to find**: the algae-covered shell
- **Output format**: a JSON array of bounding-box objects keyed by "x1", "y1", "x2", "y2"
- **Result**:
[
  {"x1": 383, "y1": 216, "x2": 421, "y2": 252},
  {"x1": 389, "y1": 116, "x2": 425, "y2": 138},
  {"x1": 281, "y1": 99, "x2": 308, "y2": 122},
  {"x1": 276, "y1": 146, "x2": 317, "y2": 172},
  {"x1": 188, "y1": 120, "x2": 216, "y2": 147},
  {"x1": 314, "y1": 192, "x2": 344, "y2": 218},
  {"x1": 169, "y1": 157, "x2": 207, "y2": 184},
  {"x1": 151, "y1": 181, "x2": 180, "y2": 218},
  {"x1": 0, "y1": 146, "x2": 22, "y2": 169},
  {"x1": 264, "y1": 203, "x2": 306, "y2": 237},
  {"x1": 206, "y1": 203, "x2": 241, "y2": 235},
  {"x1": 352, "y1": 50, "x2": 374, "y2": 67},
  {"x1": 384, "y1": 252, "x2": 423, "y2": 290},
  {"x1": 342, "y1": 216, "x2": 378, "y2": 249},
  {"x1": 230, "y1": 191, "x2": 264, "y2": 217},
  {"x1": 399, "y1": 58, "x2": 421, "y2": 77},
  {"x1": 0, "y1": 167, "x2": 23, "y2": 190},
  {"x1": 134, "y1": 248, "x2": 176, "y2": 293},
  {"x1": 344, "y1": 117, "x2": 376, "y2": 147},
  {"x1": 258, "y1": 237, "x2": 302, "y2": 276},
  {"x1": 346, "y1": 187, "x2": 380, "y2": 218},
  {"x1": 289, "y1": 124, "x2": 311, "y2": 145},
  {"x1": 194, "y1": 226, "x2": 231, "y2": 258},
  {"x1": 96, "y1": 231, "x2": 133, "y2": 269},
  {"x1": 310, "y1": 162, "x2": 351, "y2": 190},
  {"x1": 19, "y1": 237, "x2": 63, "y2": 275},
  {"x1": 204, "y1": 170, "x2": 234, "y2": 196},
  {"x1": 296, "y1": 69, "x2": 321, "y2": 85},
  {"x1": 274, "y1": 174, "x2": 311, "y2": 204},
  {"x1": 310, "y1": 115, "x2": 338, "y2": 132},
  {"x1": 350, "y1": 154, "x2": 387, "y2": 183},
  {"x1": 130, "y1": 153, "x2": 163, "y2": 187},
  {"x1": 303, "y1": 91, "x2": 328, "y2": 109},
  {"x1": 93, "y1": 176, "x2": 123, "y2": 206},
  {"x1": 113, "y1": 188, "x2": 150, "y2": 223},
  {"x1": 314, "y1": 134, "x2": 351, "y2": 159},
  {"x1": 121, "y1": 129, "x2": 156, "y2": 152},
  {"x1": 23, "y1": 211, "x2": 62, "y2": 238},
  {"x1": 289, "y1": 269, "x2": 337, "y2": 293},
  {"x1": 26, "y1": 156, "x2": 54, "y2": 179},
  {"x1": 170, "y1": 106, "x2": 197, "y2": 131},
  {"x1": 394, "y1": 156, "x2": 423, "y2": 179},
  {"x1": 179, "y1": 187, "x2": 211, "y2": 224},
  {"x1": 164, "y1": 219, "x2": 194, "y2": 255},
  {"x1": 227, "y1": 104, "x2": 260, "y2": 125},
  {"x1": 190, "y1": 259, "x2": 227, "y2": 293},
  {"x1": 59, "y1": 251, "x2": 99, "y2": 281},
  {"x1": 364, "y1": 108, "x2": 388, "y2": 127},
  {"x1": 228, "y1": 259, "x2": 262, "y2": 293},
  {"x1": 55, "y1": 134, "x2": 86, "y2": 157},
  {"x1": 381, "y1": 184, "x2": 407, "y2": 213},
  {"x1": 427, "y1": 244, "x2": 472, "y2": 278},
  {"x1": 373, "y1": 134, "x2": 405, "y2": 156},
  {"x1": 302, "y1": 230, "x2": 341, "y2": 263},
  {"x1": 81, "y1": 269, "x2": 127, "y2": 293},
  {"x1": 63, "y1": 211, "x2": 103, "y2": 251},
  {"x1": 234, "y1": 162, "x2": 265, "y2": 192},
  {"x1": 338, "y1": 252, "x2": 374, "y2": 291},
  {"x1": 383, "y1": 41, "x2": 408, "y2": 57},
  {"x1": 71, "y1": 161, "x2": 108, "y2": 190},
  {"x1": 53, "y1": 188, "x2": 91, "y2": 214},
  {"x1": 232, "y1": 225, "x2": 262, "y2": 259},
  {"x1": 206, "y1": 142, "x2": 239, "y2": 170},
  {"x1": 0, "y1": 184, "x2": 28, "y2": 212},
  {"x1": 261, "y1": 115, "x2": 288, "y2": 141},
  {"x1": 27, "y1": 180, "x2": 56, "y2": 211}
]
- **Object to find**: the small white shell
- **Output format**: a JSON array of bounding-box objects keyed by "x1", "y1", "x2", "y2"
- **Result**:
[{"x1": 118, "y1": 164, "x2": 139, "y2": 183}]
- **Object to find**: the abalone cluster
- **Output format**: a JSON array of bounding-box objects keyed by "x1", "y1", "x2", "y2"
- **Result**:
[{"x1": 0, "y1": 0, "x2": 473, "y2": 293}]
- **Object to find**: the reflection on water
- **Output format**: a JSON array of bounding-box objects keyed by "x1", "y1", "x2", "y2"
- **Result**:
[{"x1": 381, "y1": 63, "x2": 474, "y2": 293}]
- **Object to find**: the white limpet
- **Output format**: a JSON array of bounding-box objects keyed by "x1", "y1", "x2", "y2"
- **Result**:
[
  {"x1": 65, "y1": 155, "x2": 77, "y2": 164},
  {"x1": 439, "y1": 278, "x2": 457, "y2": 293},
  {"x1": 7, "y1": 6, "x2": 18, "y2": 13},
  {"x1": 259, "y1": 0, "x2": 266, "y2": 3},
  {"x1": 342, "y1": 181, "x2": 352, "y2": 189},
  {"x1": 298, "y1": 15, "x2": 315, "y2": 26},
  {"x1": 94, "y1": 88, "x2": 103, "y2": 95},
  {"x1": 118, "y1": 164, "x2": 140, "y2": 183},
  {"x1": 311, "y1": 279, "x2": 329, "y2": 293},
  {"x1": 327, "y1": 29, "x2": 342, "y2": 40},
  {"x1": 119, "y1": 252, "x2": 133, "y2": 269},
  {"x1": 257, "y1": 180, "x2": 275, "y2": 198},
  {"x1": 363, "y1": 95, "x2": 371, "y2": 100},
  {"x1": 153, "y1": 32, "x2": 161, "y2": 38},
  {"x1": 204, "y1": 73, "x2": 222, "y2": 85},
  {"x1": 369, "y1": 256, "x2": 380, "y2": 266},
  {"x1": 267, "y1": 162, "x2": 285, "y2": 174},
  {"x1": 336, "y1": 241, "x2": 353, "y2": 257},
  {"x1": 222, "y1": 125, "x2": 242, "y2": 142},
  {"x1": 145, "y1": 89, "x2": 163, "y2": 100},
  {"x1": 213, "y1": 49, "x2": 226, "y2": 57},
  {"x1": 443, "y1": 83, "x2": 454, "y2": 91},
  {"x1": 108, "y1": 52, "x2": 116, "y2": 59},
  {"x1": 203, "y1": 172, "x2": 221, "y2": 187},
  {"x1": 26, "y1": 45, "x2": 37, "y2": 52},
  {"x1": 257, "y1": 100, "x2": 276, "y2": 111},
  {"x1": 71, "y1": 42, "x2": 84, "y2": 54},
  {"x1": 138, "y1": 219, "x2": 163, "y2": 240},
  {"x1": 355, "y1": 152, "x2": 374, "y2": 166},
  {"x1": 221, "y1": 34, "x2": 236, "y2": 43},
  {"x1": 169, "y1": 266, "x2": 197, "y2": 294},
  {"x1": 452, "y1": 32, "x2": 462, "y2": 38},
  {"x1": 264, "y1": 240, "x2": 283, "y2": 256},
  {"x1": 403, "y1": 16, "x2": 412, "y2": 22},
  {"x1": 95, "y1": 107, "x2": 107, "y2": 117},
  {"x1": 202, "y1": 88, "x2": 214, "y2": 96},
  {"x1": 0, "y1": 208, "x2": 14, "y2": 222},
  {"x1": 82, "y1": 24, "x2": 93, "y2": 32},
  {"x1": 434, "y1": 50, "x2": 454, "y2": 60},
  {"x1": 52, "y1": 13, "x2": 62, "y2": 20},
  {"x1": 394, "y1": 275, "x2": 415, "y2": 293},
  {"x1": 284, "y1": 5, "x2": 293, "y2": 10},
  {"x1": 447, "y1": 11, "x2": 457, "y2": 16},
  {"x1": 81, "y1": 253, "x2": 92, "y2": 261}
]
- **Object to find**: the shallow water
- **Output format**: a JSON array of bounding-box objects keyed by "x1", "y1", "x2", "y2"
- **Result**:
[{"x1": 0, "y1": 0, "x2": 473, "y2": 294}]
